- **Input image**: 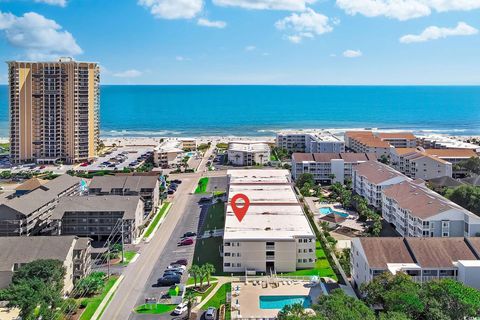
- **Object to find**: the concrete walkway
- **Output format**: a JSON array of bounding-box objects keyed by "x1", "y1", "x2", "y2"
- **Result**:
[{"x1": 192, "y1": 277, "x2": 230, "y2": 312}]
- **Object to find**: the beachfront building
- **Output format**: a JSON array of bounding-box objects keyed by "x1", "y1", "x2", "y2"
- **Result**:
[
  {"x1": 291, "y1": 152, "x2": 376, "y2": 184},
  {"x1": 276, "y1": 130, "x2": 345, "y2": 153},
  {"x1": 390, "y1": 148, "x2": 452, "y2": 180},
  {"x1": 153, "y1": 140, "x2": 184, "y2": 168},
  {"x1": 345, "y1": 131, "x2": 416, "y2": 159},
  {"x1": 8, "y1": 58, "x2": 100, "y2": 164},
  {"x1": 390, "y1": 147, "x2": 476, "y2": 178},
  {"x1": 51, "y1": 196, "x2": 144, "y2": 243},
  {"x1": 417, "y1": 135, "x2": 480, "y2": 152},
  {"x1": 179, "y1": 138, "x2": 197, "y2": 150},
  {"x1": 223, "y1": 170, "x2": 316, "y2": 273},
  {"x1": 0, "y1": 175, "x2": 81, "y2": 236},
  {"x1": 88, "y1": 175, "x2": 160, "y2": 215},
  {"x1": 227, "y1": 141, "x2": 270, "y2": 166},
  {"x1": 351, "y1": 237, "x2": 480, "y2": 290},
  {"x1": 0, "y1": 236, "x2": 91, "y2": 292},
  {"x1": 352, "y1": 161, "x2": 410, "y2": 209},
  {"x1": 382, "y1": 180, "x2": 480, "y2": 237}
]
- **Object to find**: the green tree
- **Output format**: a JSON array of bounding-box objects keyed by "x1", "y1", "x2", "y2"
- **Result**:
[
  {"x1": 455, "y1": 157, "x2": 480, "y2": 176},
  {"x1": 203, "y1": 263, "x2": 216, "y2": 286},
  {"x1": 361, "y1": 272, "x2": 424, "y2": 319},
  {"x1": 0, "y1": 259, "x2": 65, "y2": 319},
  {"x1": 378, "y1": 311, "x2": 411, "y2": 320},
  {"x1": 315, "y1": 289, "x2": 376, "y2": 320},
  {"x1": 184, "y1": 289, "x2": 197, "y2": 318},
  {"x1": 445, "y1": 185, "x2": 480, "y2": 215},
  {"x1": 188, "y1": 265, "x2": 201, "y2": 288},
  {"x1": 422, "y1": 278, "x2": 480, "y2": 320},
  {"x1": 73, "y1": 272, "x2": 105, "y2": 297},
  {"x1": 379, "y1": 154, "x2": 390, "y2": 165},
  {"x1": 277, "y1": 303, "x2": 310, "y2": 320},
  {"x1": 62, "y1": 298, "x2": 79, "y2": 316},
  {"x1": 296, "y1": 173, "x2": 315, "y2": 189}
]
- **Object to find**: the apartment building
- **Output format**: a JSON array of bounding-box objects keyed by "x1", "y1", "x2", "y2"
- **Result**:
[
  {"x1": 345, "y1": 131, "x2": 416, "y2": 158},
  {"x1": 153, "y1": 140, "x2": 184, "y2": 168},
  {"x1": 227, "y1": 141, "x2": 270, "y2": 166},
  {"x1": 8, "y1": 58, "x2": 100, "y2": 164},
  {"x1": 88, "y1": 175, "x2": 160, "y2": 214},
  {"x1": 382, "y1": 180, "x2": 480, "y2": 237},
  {"x1": 51, "y1": 196, "x2": 144, "y2": 243},
  {"x1": 291, "y1": 152, "x2": 376, "y2": 184},
  {"x1": 0, "y1": 174, "x2": 81, "y2": 236},
  {"x1": 351, "y1": 237, "x2": 480, "y2": 290},
  {"x1": 417, "y1": 135, "x2": 480, "y2": 152},
  {"x1": 390, "y1": 148, "x2": 452, "y2": 180},
  {"x1": 276, "y1": 131, "x2": 345, "y2": 153},
  {"x1": 223, "y1": 170, "x2": 316, "y2": 273},
  {"x1": 352, "y1": 161, "x2": 410, "y2": 209},
  {"x1": 0, "y1": 236, "x2": 91, "y2": 292},
  {"x1": 179, "y1": 138, "x2": 197, "y2": 150}
]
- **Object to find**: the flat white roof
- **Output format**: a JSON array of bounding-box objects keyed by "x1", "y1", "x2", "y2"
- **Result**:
[
  {"x1": 155, "y1": 140, "x2": 183, "y2": 153},
  {"x1": 225, "y1": 169, "x2": 315, "y2": 240},
  {"x1": 228, "y1": 169, "x2": 290, "y2": 184},
  {"x1": 228, "y1": 141, "x2": 270, "y2": 153},
  {"x1": 419, "y1": 134, "x2": 480, "y2": 150},
  {"x1": 276, "y1": 130, "x2": 343, "y2": 142}
]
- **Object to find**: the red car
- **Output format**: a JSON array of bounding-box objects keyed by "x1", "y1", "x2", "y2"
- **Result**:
[
  {"x1": 173, "y1": 259, "x2": 188, "y2": 266},
  {"x1": 80, "y1": 162, "x2": 89, "y2": 167},
  {"x1": 178, "y1": 238, "x2": 193, "y2": 246}
]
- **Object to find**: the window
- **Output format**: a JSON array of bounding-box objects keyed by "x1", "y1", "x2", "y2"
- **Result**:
[
  {"x1": 224, "y1": 252, "x2": 231, "y2": 257},
  {"x1": 224, "y1": 263, "x2": 231, "y2": 267}
]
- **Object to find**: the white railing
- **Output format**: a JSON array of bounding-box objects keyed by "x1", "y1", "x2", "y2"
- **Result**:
[{"x1": 411, "y1": 275, "x2": 456, "y2": 283}]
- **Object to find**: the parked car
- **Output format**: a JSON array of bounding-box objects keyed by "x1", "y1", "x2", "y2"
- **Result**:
[
  {"x1": 173, "y1": 259, "x2": 188, "y2": 266},
  {"x1": 177, "y1": 238, "x2": 194, "y2": 246},
  {"x1": 182, "y1": 232, "x2": 196, "y2": 238},
  {"x1": 80, "y1": 162, "x2": 89, "y2": 167},
  {"x1": 163, "y1": 270, "x2": 182, "y2": 277},
  {"x1": 199, "y1": 197, "x2": 211, "y2": 203},
  {"x1": 167, "y1": 190, "x2": 175, "y2": 195},
  {"x1": 172, "y1": 179, "x2": 182, "y2": 184},
  {"x1": 173, "y1": 302, "x2": 188, "y2": 315},
  {"x1": 168, "y1": 264, "x2": 187, "y2": 271},
  {"x1": 157, "y1": 275, "x2": 180, "y2": 286},
  {"x1": 204, "y1": 307, "x2": 217, "y2": 320}
]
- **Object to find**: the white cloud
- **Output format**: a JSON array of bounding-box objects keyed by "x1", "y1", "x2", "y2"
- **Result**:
[
  {"x1": 400, "y1": 21, "x2": 478, "y2": 43},
  {"x1": 245, "y1": 45, "x2": 256, "y2": 51},
  {"x1": 336, "y1": 0, "x2": 480, "y2": 21},
  {"x1": 212, "y1": 0, "x2": 316, "y2": 11},
  {"x1": 197, "y1": 18, "x2": 227, "y2": 28},
  {"x1": 275, "y1": 8, "x2": 333, "y2": 43},
  {"x1": 0, "y1": 11, "x2": 82, "y2": 59},
  {"x1": 138, "y1": 0, "x2": 203, "y2": 19},
  {"x1": 34, "y1": 0, "x2": 67, "y2": 6},
  {"x1": 176, "y1": 56, "x2": 191, "y2": 61},
  {"x1": 343, "y1": 49, "x2": 362, "y2": 58},
  {"x1": 113, "y1": 69, "x2": 143, "y2": 78}
]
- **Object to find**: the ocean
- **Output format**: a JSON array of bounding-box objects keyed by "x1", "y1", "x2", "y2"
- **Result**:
[{"x1": 1, "y1": 85, "x2": 479, "y2": 137}]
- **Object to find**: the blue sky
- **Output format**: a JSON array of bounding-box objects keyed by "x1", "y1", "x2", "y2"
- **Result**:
[{"x1": 0, "y1": 0, "x2": 480, "y2": 84}]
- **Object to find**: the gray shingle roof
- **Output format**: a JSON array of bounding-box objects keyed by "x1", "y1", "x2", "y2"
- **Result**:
[
  {"x1": 89, "y1": 175, "x2": 158, "y2": 193},
  {"x1": 0, "y1": 175, "x2": 81, "y2": 217},
  {"x1": 52, "y1": 195, "x2": 142, "y2": 220}
]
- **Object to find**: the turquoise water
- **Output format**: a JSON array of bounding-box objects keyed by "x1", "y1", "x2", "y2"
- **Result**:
[
  {"x1": 319, "y1": 207, "x2": 349, "y2": 218},
  {"x1": 1, "y1": 85, "x2": 479, "y2": 137},
  {"x1": 259, "y1": 295, "x2": 312, "y2": 309}
]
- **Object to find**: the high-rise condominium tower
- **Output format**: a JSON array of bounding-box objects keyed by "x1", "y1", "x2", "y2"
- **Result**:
[{"x1": 8, "y1": 57, "x2": 100, "y2": 164}]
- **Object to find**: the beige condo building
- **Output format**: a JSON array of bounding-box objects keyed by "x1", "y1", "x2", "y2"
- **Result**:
[{"x1": 8, "y1": 57, "x2": 100, "y2": 164}]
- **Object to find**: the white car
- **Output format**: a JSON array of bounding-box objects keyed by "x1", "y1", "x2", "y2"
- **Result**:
[
  {"x1": 173, "y1": 301, "x2": 188, "y2": 315},
  {"x1": 168, "y1": 264, "x2": 187, "y2": 271}
]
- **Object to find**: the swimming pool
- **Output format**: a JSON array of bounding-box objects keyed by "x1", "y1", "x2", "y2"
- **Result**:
[
  {"x1": 259, "y1": 295, "x2": 312, "y2": 309},
  {"x1": 319, "y1": 207, "x2": 349, "y2": 218}
]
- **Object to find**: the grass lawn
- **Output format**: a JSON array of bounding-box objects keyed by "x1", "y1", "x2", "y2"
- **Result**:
[
  {"x1": 202, "y1": 202, "x2": 225, "y2": 232},
  {"x1": 144, "y1": 202, "x2": 170, "y2": 238},
  {"x1": 79, "y1": 276, "x2": 119, "y2": 320},
  {"x1": 119, "y1": 250, "x2": 137, "y2": 266},
  {"x1": 192, "y1": 237, "x2": 226, "y2": 276},
  {"x1": 216, "y1": 142, "x2": 228, "y2": 149},
  {"x1": 283, "y1": 241, "x2": 337, "y2": 280},
  {"x1": 134, "y1": 304, "x2": 176, "y2": 314},
  {"x1": 201, "y1": 282, "x2": 231, "y2": 310},
  {"x1": 187, "y1": 277, "x2": 217, "y2": 286},
  {"x1": 187, "y1": 282, "x2": 218, "y2": 301},
  {"x1": 195, "y1": 177, "x2": 209, "y2": 194}
]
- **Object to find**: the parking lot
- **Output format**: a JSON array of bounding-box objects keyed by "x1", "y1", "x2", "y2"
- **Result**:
[
  {"x1": 77, "y1": 146, "x2": 155, "y2": 171},
  {"x1": 132, "y1": 193, "x2": 208, "y2": 320}
]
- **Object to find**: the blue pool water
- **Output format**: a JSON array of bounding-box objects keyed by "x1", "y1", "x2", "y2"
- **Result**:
[
  {"x1": 259, "y1": 295, "x2": 312, "y2": 309},
  {"x1": 319, "y1": 207, "x2": 349, "y2": 218}
]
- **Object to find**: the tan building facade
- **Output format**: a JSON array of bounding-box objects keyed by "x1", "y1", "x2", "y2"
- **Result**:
[{"x1": 8, "y1": 58, "x2": 100, "y2": 164}]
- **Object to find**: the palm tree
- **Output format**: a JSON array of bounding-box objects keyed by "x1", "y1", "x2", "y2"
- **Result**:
[
  {"x1": 189, "y1": 265, "x2": 201, "y2": 288},
  {"x1": 277, "y1": 303, "x2": 306, "y2": 319},
  {"x1": 184, "y1": 289, "x2": 197, "y2": 318},
  {"x1": 259, "y1": 154, "x2": 264, "y2": 165},
  {"x1": 203, "y1": 263, "x2": 215, "y2": 286},
  {"x1": 198, "y1": 265, "x2": 207, "y2": 288}
]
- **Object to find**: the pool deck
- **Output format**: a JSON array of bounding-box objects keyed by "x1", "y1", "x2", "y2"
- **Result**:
[{"x1": 230, "y1": 280, "x2": 323, "y2": 319}]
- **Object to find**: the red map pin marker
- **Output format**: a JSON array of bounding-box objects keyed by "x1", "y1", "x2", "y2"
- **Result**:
[{"x1": 231, "y1": 193, "x2": 250, "y2": 222}]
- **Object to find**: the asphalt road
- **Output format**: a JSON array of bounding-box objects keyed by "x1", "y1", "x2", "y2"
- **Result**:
[{"x1": 100, "y1": 146, "x2": 215, "y2": 320}]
